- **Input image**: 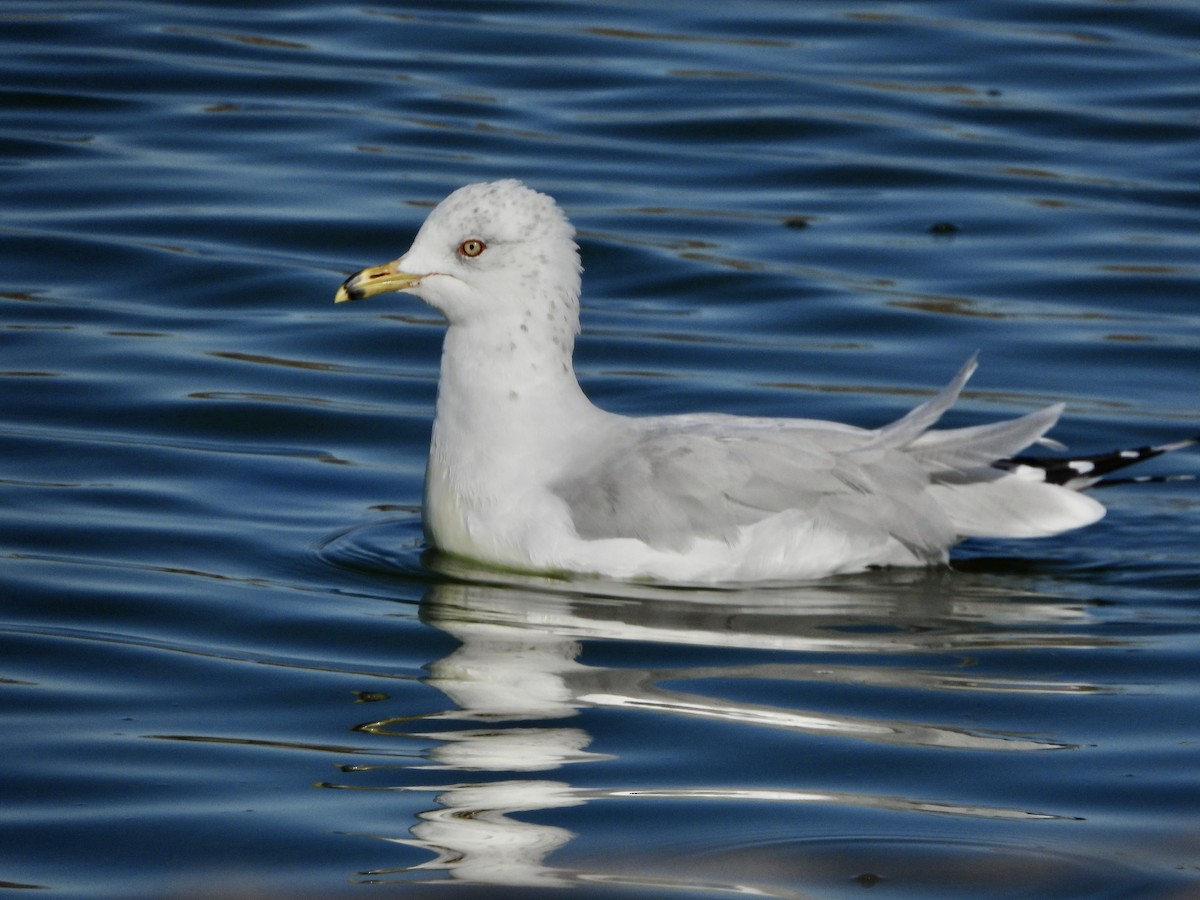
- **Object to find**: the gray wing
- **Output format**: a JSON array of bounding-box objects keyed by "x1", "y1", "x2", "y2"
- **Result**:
[
  {"x1": 553, "y1": 413, "x2": 950, "y2": 557},
  {"x1": 552, "y1": 357, "x2": 1074, "y2": 554}
]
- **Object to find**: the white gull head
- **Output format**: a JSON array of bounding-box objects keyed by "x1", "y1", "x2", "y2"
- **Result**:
[{"x1": 337, "y1": 179, "x2": 582, "y2": 345}]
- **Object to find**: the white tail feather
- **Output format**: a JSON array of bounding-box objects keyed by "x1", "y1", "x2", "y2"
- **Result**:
[{"x1": 929, "y1": 479, "x2": 1105, "y2": 539}]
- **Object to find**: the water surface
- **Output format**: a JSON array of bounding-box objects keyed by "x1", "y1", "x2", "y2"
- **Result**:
[{"x1": 2, "y1": 2, "x2": 1199, "y2": 897}]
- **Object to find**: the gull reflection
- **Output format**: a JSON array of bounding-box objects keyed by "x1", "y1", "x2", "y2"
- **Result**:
[
  {"x1": 344, "y1": 567, "x2": 1110, "y2": 891},
  {"x1": 374, "y1": 779, "x2": 586, "y2": 887}
]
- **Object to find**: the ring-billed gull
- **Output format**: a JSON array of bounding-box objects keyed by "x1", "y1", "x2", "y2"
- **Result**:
[{"x1": 335, "y1": 180, "x2": 1195, "y2": 583}]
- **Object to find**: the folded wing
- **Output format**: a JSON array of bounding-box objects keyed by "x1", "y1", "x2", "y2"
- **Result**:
[{"x1": 554, "y1": 358, "x2": 1107, "y2": 559}]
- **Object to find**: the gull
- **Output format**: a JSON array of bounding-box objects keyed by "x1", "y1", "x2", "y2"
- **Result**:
[{"x1": 335, "y1": 180, "x2": 1195, "y2": 583}]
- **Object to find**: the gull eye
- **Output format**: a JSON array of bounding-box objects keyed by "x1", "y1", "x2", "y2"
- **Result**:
[{"x1": 458, "y1": 239, "x2": 486, "y2": 259}]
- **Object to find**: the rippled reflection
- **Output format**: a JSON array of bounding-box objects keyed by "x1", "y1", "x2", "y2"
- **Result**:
[{"x1": 329, "y1": 571, "x2": 1118, "y2": 890}]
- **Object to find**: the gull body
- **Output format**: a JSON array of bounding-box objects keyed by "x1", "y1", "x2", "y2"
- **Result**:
[{"x1": 336, "y1": 180, "x2": 1189, "y2": 583}]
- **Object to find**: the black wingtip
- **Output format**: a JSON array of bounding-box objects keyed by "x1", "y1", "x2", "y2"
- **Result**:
[{"x1": 998, "y1": 433, "x2": 1199, "y2": 489}]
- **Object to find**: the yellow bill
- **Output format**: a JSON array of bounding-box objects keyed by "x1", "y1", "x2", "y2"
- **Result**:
[{"x1": 334, "y1": 262, "x2": 423, "y2": 303}]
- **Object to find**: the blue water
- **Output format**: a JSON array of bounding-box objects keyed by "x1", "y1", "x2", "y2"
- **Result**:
[{"x1": 3, "y1": 2, "x2": 1200, "y2": 897}]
